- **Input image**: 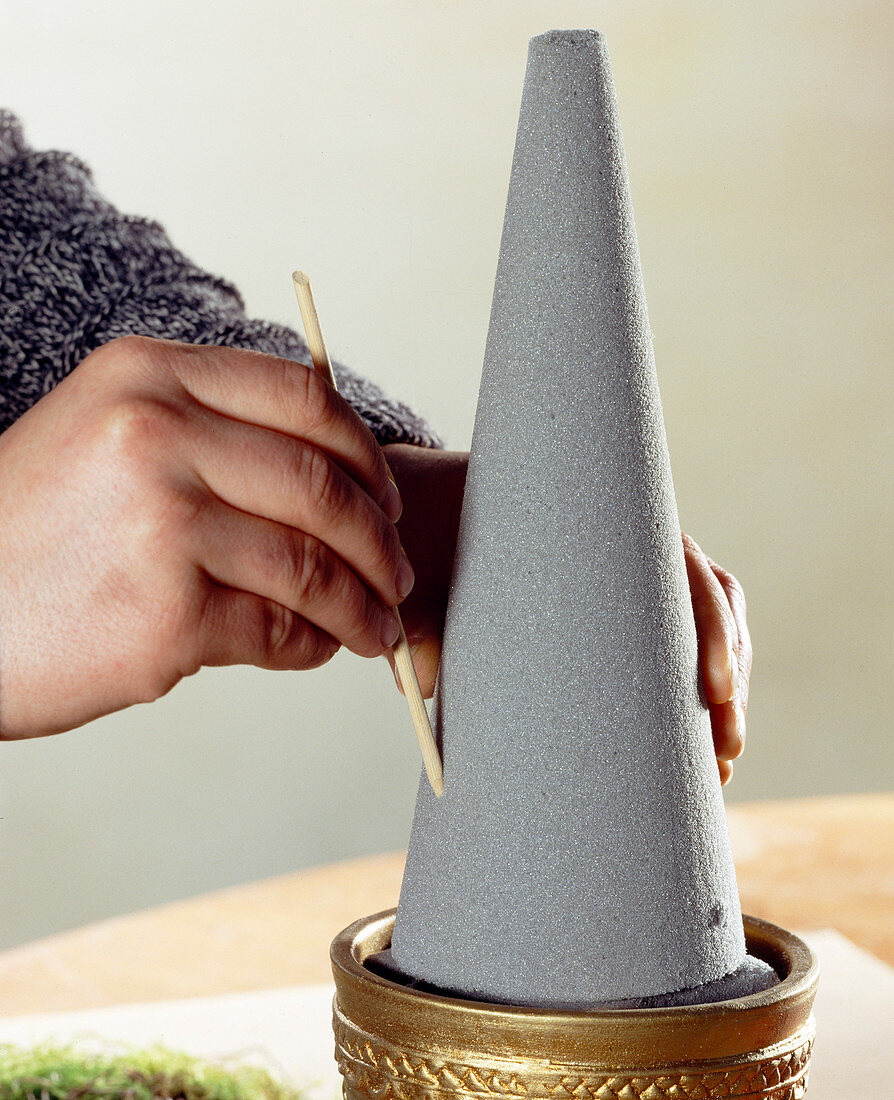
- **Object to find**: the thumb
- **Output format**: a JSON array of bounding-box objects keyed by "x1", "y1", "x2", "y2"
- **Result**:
[{"x1": 387, "y1": 633, "x2": 442, "y2": 700}]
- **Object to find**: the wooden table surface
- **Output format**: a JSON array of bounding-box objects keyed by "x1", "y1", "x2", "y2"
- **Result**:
[{"x1": 0, "y1": 793, "x2": 890, "y2": 1016}]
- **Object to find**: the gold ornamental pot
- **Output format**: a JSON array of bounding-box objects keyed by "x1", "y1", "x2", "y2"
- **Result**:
[{"x1": 331, "y1": 910, "x2": 818, "y2": 1100}]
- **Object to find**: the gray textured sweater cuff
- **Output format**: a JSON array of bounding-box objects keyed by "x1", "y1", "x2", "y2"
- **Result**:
[{"x1": 0, "y1": 110, "x2": 442, "y2": 449}]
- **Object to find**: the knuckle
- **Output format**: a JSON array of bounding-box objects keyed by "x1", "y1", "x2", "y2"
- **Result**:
[
  {"x1": 88, "y1": 334, "x2": 162, "y2": 385},
  {"x1": 348, "y1": 585, "x2": 385, "y2": 649},
  {"x1": 264, "y1": 600, "x2": 297, "y2": 659},
  {"x1": 379, "y1": 527, "x2": 404, "y2": 591},
  {"x1": 725, "y1": 572, "x2": 747, "y2": 613},
  {"x1": 164, "y1": 483, "x2": 212, "y2": 535},
  {"x1": 352, "y1": 511, "x2": 401, "y2": 602},
  {"x1": 357, "y1": 426, "x2": 388, "y2": 487},
  {"x1": 381, "y1": 523, "x2": 403, "y2": 577},
  {"x1": 706, "y1": 555, "x2": 747, "y2": 611},
  {"x1": 738, "y1": 640, "x2": 753, "y2": 680},
  {"x1": 261, "y1": 600, "x2": 337, "y2": 670},
  {"x1": 289, "y1": 364, "x2": 387, "y2": 500},
  {"x1": 286, "y1": 533, "x2": 331, "y2": 609},
  {"x1": 133, "y1": 489, "x2": 210, "y2": 597},
  {"x1": 111, "y1": 332, "x2": 155, "y2": 356},
  {"x1": 718, "y1": 589, "x2": 738, "y2": 632},
  {"x1": 98, "y1": 394, "x2": 183, "y2": 459},
  {"x1": 176, "y1": 601, "x2": 208, "y2": 679},
  {"x1": 97, "y1": 333, "x2": 153, "y2": 365},
  {"x1": 359, "y1": 589, "x2": 385, "y2": 640},
  {"x1": 690, "y1": 577, "x2": 721, "y2": 625},
  {"x1": 300, "y1": 445, "x2": 344, "y2": 517},
  {"x1": 91, "y1": 399, "x2": 207, "y2": 553},
  {"x1": 295, "y1": 360, "x2": 339, "y2": 434},
  {"x1": 99, "y1": 400, "x2": 155, "y2": 453},
  {"x1": 304, "y1": 632, "x2": 339, "y2": 670}
]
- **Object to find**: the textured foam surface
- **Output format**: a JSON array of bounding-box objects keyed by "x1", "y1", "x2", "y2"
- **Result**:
[
  {"x1": 390, "y1": 29, "x2": 757, "y2": 1008},
  {"x1": 601, "y1": 955, "x2": 778, "y2": 1008},
  {"x1": 366, "y1": 949, "x2": 777, "y2": 1008}
]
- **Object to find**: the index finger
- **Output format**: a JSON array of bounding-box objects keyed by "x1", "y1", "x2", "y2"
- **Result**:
[
  {"x1": 158, "y1": 340, "x2": 400, "y2": 520},
  {"x1": 682, "y1": 532, "x2": 738, "y2": 705},
  {"x1": 707, "y1": 557, "x2": 752, "y2": 712}
]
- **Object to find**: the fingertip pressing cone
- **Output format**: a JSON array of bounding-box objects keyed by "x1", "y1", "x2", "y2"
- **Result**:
[{"x1": 332, "y1": 911, "x2": 819, "y2": 1100}]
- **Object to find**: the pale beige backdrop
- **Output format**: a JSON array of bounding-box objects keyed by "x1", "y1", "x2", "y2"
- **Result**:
[{"x1": 0, "y1": 1, "x2": 890, "y2": 950}]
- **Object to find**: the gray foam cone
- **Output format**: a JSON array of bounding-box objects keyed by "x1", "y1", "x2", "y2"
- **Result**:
[{"x1": 389, "y1": 29, "x2": 760, "y2": 1008}]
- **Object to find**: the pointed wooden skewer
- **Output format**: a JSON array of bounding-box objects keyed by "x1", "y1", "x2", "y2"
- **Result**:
[{"x1": 292, "y1": 270, "x2": 444, "y2": 798}]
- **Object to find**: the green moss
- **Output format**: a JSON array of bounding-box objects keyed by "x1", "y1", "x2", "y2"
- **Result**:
[{"x1": 0, "y1": 1042, "x2": 309, "y2": 1100}]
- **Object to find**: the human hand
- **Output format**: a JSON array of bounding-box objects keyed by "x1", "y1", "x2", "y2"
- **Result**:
[
  {"x1": 380, "y1": 444, "x2": 468, "y2": 700},
  {"x1": 0, "y1": 336, "x2": 413, "y2": 739},
  {"x1": 682, "y1": 533, "x2": 752, "y2": 786},
  {"x1": 383, "y1": 450, "x2": 750, "y2": 786}
]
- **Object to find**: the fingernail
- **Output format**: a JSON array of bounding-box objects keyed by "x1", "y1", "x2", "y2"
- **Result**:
[
  {"x1": 716, "y1": 647, "x2": 738, "y2": 704},
  {"x1": 379, "y1": 608, "x2": 400, "y2": 649},
  {"x1": 382, "y1": 479, "x2": 402, "y2": 523},
  {"x1": 396, "y1": 554, "x2": 415, "y2": 599},
  {"x1": 733, "y1": 699, "x2": 747, "y2": 757}
]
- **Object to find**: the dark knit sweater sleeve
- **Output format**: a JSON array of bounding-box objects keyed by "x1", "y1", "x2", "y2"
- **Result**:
[{"x1": 0, "y1": 111, "x2": 442, "y2": 447}]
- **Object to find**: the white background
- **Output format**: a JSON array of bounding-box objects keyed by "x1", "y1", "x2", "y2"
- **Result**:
[{"x1": 0, "y1": 0, "x2": 890, "y2": 949}]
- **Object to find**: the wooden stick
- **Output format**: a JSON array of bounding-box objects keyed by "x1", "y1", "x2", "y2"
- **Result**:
[
  {"x1": 292, "y1": 271, "x2": 444, "y2": 798},
  {"x1": 291, "y1": 271, "x2": 338, "y2": 390}
]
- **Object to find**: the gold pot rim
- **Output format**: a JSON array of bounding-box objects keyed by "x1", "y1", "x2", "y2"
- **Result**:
[{"x1": 331, "y1": 909, "x2": 819, "y2": 1067}]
